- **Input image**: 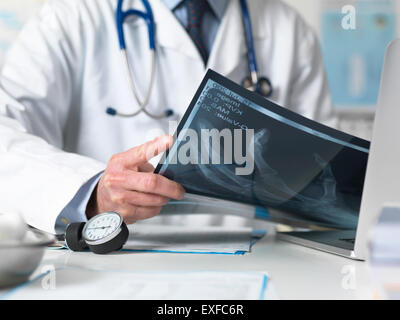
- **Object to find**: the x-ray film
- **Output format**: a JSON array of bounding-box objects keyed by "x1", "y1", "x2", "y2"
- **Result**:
[{"x1": 155, "y1": 70, "x2": 370, "y2": 230}]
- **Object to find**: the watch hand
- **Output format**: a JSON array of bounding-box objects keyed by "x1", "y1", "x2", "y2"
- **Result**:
[{"x1": 87, "y1": 226, "x2": 111, "y2": 230}]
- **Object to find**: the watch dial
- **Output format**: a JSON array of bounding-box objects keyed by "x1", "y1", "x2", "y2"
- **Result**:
[{"x1": 83, "y1": 212, "x2": 122, "y2": 242}]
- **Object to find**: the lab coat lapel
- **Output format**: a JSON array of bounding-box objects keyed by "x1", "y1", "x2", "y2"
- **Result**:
[
  {"x1": 207, "y1": 0, "x2": 247, "y2": 76},
  {"x1": 119, "y1": 0, "x2": 264, "y2": 75}
]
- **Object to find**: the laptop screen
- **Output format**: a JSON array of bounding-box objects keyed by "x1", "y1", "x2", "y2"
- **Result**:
[{"x1": 156, "y1": 70, "x2": 370, "y2": 231}]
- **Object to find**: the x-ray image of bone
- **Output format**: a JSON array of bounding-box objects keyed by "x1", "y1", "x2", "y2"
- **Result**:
[
  {"x1": 252, "y1": 138, "x2": 359, "y2": 230},
  {"x1": 175, "y1": 119, "x2": 359, "y2": 230}
]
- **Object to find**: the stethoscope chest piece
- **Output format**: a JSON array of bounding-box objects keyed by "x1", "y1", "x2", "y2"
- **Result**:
[
  {"x1": 242, "y1": 76, "x2": 273, "y2": 98},
  {"x1": 256, "y1": 77, "x2": 273, "y2": 98}
]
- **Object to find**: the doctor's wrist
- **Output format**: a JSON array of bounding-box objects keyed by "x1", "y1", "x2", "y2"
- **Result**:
[{"x1": 86, "y1": 183, "x2": 100, "y2": 220}]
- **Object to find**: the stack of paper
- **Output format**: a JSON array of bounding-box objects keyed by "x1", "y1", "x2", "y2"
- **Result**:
[{"x1": 124, "y1": 224, "x2": 265, "y2": 255}]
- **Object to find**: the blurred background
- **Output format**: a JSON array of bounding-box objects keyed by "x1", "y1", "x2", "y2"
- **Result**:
[{"x1": 0, "y1": 0, "x2": 397, "y2": 140}]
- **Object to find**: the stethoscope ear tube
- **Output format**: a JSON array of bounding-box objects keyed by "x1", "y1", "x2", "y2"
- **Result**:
[
  {"x1": 116, "y1": 0, "x2": 126, "y2": 50},
  {"x1": 239, "y1": 0, "x2": 273, "y2": 99},
  {"x1": 110, "y1": 0, "x2": 173, "y2": 119},
  {"x1": 112, "y1": 0, "x2": 272, "y2": 119},
  {"x1": 116, "y1": 0, "x2": 155, "y2": 50},
  {"x1": 240, "y1": 0, "x2": 258, "y2": 75}
]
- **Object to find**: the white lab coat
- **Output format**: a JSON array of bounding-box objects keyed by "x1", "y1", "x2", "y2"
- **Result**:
[{"x1": 0, "y1": 0, "x2": 335, "y2": 234}]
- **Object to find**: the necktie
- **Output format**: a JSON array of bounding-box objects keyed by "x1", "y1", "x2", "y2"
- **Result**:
[{"x1": 184, "y1": 0, "x2": 209, "y2": 63}]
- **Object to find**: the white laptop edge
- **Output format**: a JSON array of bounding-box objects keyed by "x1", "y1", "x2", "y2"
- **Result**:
[{"x1": 354, "y1": 39, "x2": 400, "y2": 261}]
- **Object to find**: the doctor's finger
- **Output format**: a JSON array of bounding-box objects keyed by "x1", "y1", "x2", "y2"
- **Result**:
[
  {"x1": 124, "y1": 171, "x2": 185, "y2": 200},
  {"x1": 139, "y1": 162, "x2": 155, "y2": 173},
  {"x1": 124, "y1": 135, "x2": 173, "y2": 167},
  {"x1": 120, "y1": 190, "x2": 170, "y2": 207}
]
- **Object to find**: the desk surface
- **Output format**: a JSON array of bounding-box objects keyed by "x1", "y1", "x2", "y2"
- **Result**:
[{"x1": 2, "y1": 232, "x2": 375, "y2": 300}]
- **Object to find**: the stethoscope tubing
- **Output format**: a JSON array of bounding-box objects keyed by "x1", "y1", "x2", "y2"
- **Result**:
[
  {"x1": 117, "y1": 49, "x2": 156, "y2": 118},
  {"x1": 116, "y1": 0, "x2": 155, "y2": 50},
  {"x1": 239, "y1": 0, "x2": 272, "y2": 98},
  {"x1": 110, "y1": 0, "x2": 171, "y2": 119},
  {"x1": 110, "y1": 0, "x2": 272, "y2": 119},
  {"x1": 240, "y1": 0, "x2": 258, "y2": 79}
]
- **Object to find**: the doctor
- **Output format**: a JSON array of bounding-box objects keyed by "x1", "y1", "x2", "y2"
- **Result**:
[{"x1": 0, "y1": 0, "x2": 335, "y2": 234}]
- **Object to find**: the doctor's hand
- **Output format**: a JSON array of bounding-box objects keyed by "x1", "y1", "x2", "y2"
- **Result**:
[{"x1": 86, "y1": 135, "x2": 185, "y2": 224}]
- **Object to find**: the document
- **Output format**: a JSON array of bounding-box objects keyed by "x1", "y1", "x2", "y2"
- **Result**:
[
  {"x1": 1, "y1": 268, "x2": 276, "y2": 300},
  {"x1": 123, "y1": 224, "x2": 263, "y2": 255},
  {"x1": 156, "y1": 70, "x2": 370, "y2": 230}
]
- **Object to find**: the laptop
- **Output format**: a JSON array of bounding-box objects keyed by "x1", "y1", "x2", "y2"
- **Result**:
[
  {"x1": 156, "y1": 41, "x2": 399, "y2": 260},
  {"x1": 278, "y1": 39, "x2": 400, "y2": 260},
  {"x1": 349, "y1": 39, "x2": 400, "y2": 260},
  {"x1": 281, "y1": 39, "x2": 400, "y2": 260}
]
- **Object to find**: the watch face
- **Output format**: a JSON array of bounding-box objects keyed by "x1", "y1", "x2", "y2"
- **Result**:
[{"x1": 82, "y1": 212, "x2": 123, "y2": 244}]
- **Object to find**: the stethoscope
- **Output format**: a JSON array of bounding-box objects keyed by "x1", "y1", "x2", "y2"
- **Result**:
[{"x1": 106, "y1": 0, "x2": 273, "y2": 119}]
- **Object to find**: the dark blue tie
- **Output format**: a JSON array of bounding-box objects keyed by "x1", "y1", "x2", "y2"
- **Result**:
[{"x1": 184, "y1": 0, "x2": 209, "y2": 63}]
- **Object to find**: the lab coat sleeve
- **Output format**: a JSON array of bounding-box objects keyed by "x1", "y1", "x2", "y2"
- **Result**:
[
  {"x1": 0, "y1": 0, "x2": 106, "y2": 234},
  {"x1": 55, "y1": 171, "x2": 104, "y2": 233},
  {"x1": 288, "y1": 18, "x2": 338, "y2": 129}
]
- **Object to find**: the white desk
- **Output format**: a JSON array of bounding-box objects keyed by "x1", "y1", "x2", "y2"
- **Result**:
[{"x1": 1, "y1": 232, "x2": 375, "y2": 300}]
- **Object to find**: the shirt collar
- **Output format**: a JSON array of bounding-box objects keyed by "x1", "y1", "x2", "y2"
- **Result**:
[{"x1": 162, "y1": 0, "x2": 228, "y2": 21}]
